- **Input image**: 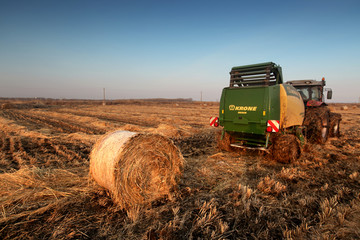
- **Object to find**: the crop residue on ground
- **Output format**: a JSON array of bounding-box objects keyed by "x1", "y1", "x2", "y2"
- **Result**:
[{"x1": 0, "y1": 100, "x2": 359, "y2": 239}]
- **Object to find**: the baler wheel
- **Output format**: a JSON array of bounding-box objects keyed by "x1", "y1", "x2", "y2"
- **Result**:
[
  {"x1": 216, "y1": 131, "x2": 233, "y2": 152},
  {"x1": 270, "y1": 134, "x2": 301, "y2": 163}
]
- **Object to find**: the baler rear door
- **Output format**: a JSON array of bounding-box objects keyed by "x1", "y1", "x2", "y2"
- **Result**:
[{"x1": 220, "y1": 87, "x2": 270, "y2": 135}]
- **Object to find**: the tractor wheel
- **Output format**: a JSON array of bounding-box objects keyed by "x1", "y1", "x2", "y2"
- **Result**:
[
  {"x1": 329, "y1": 113, "x2": 341, "y2": 137},
  {"x1": 270, "y1": 134, "x2": 301, "y2": 163},
  {"x1": 332, "y1": 120, "x2": 340, "y2": 137},
  {"x1": 304, "y1": 107, "x2": 330, "y2": 144},
  {"x1": 319, "y1": 111, "x2": 330, "y2": 143},
  {"x1": 216, "y1": 131, "x2": 233, "y2": 152}
]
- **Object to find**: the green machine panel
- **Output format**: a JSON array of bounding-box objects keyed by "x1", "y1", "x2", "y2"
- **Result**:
[{"x1": 219, "y1": 85, "x2": 280, "y2": 135}]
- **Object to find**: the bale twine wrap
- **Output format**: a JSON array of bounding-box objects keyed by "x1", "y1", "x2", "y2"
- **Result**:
[{"x1": 90, "y1": 130, "x2": 183, "y2": 213}]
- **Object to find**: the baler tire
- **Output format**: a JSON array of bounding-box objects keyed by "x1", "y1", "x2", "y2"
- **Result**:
[
  {"x1": 216, "y1": 131, "x2": 233, "y2": 152},
  {"x1": 270, "y1": 134, "x2": 301, "y2": 163}
]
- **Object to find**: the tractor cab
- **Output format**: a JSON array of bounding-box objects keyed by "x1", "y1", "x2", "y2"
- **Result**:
[{"x1": 286, "y1": 78, "x2": 332, "y2": 107}]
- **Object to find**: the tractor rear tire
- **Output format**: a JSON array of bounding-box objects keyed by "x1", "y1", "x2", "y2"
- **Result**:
[
  {"x1": 270, "y1": 134, "x2": 301, "y2": 163},
  {"x1": 303, "y1": 107, "x2": 330, "y2": 144}
]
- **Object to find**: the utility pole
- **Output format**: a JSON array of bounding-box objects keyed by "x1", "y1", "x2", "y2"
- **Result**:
[
  {"x1": 200, "y1": 91, "x2": 202, "y2": 102},
  {"x1": 103, "y1": 88, "x2": 106, "y2": 106}
]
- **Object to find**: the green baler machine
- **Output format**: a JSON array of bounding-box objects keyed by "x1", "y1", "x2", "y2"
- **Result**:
[{"x1": 217, "y1": 62, "x2": 305, "y2": 160}]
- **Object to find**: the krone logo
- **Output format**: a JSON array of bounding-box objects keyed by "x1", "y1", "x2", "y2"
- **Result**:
[{"x1": 228, "y1": 105, "x2": 258, "y2": 111}]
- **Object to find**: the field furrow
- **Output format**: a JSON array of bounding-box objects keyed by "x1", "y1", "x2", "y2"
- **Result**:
[
  {"x1": 56, "y1": 108, "x2": 159, "y2": 128},
  {"x1": 0, "y1": 110, "x2": 106, "y2": 135},
  {"x1": 0, "y1": 124, "x2": 91, "y2": 173}
]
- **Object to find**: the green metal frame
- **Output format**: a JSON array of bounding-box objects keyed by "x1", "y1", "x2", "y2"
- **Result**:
[{"x1": 230, "y1": 62, "x2": 283, "y2": 86}]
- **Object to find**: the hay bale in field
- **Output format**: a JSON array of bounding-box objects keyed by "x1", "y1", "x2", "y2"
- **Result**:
[
  {"x1": 90, "y1": 130, "x2": 183, "y2": 220},
  {"x1": 341, "y1": 105, "x2": 348, "y2": 110}
]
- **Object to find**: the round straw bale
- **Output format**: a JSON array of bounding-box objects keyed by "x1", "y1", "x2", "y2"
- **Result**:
[{"x1": 90, "y1": 130, "x2": 183, "y2": 217}]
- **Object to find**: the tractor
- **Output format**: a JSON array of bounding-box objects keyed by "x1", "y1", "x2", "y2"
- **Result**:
[{"x1": 286, "y1": 78, "x2": 341, "y2": 143}]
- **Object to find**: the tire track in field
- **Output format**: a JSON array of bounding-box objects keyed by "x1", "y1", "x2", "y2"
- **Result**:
[
  {"x1": 0, "y1": 128, "x2": 92, "y2": 173},
  {"x1": 56, "y1": 106, "x2": 215, "y2": 130},
  {"x1": 0, "y1": 110, "x2": 106, "y2": 135},
  {"x1": 0, "y1": 130, "x2": 27, "y2": 172},
  {"x1": 56, "y1": 109, "x2": 158, "y2": 127}
]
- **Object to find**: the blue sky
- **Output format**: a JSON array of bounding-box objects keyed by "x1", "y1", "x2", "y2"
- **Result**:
[{"x1": 0, "y1": 0, "x2": 359, "y2": 102}]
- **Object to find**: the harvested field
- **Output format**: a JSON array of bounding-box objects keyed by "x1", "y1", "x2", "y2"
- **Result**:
[{"x1": 0, "y1": 99, "x2": 359, "y2": 239}]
